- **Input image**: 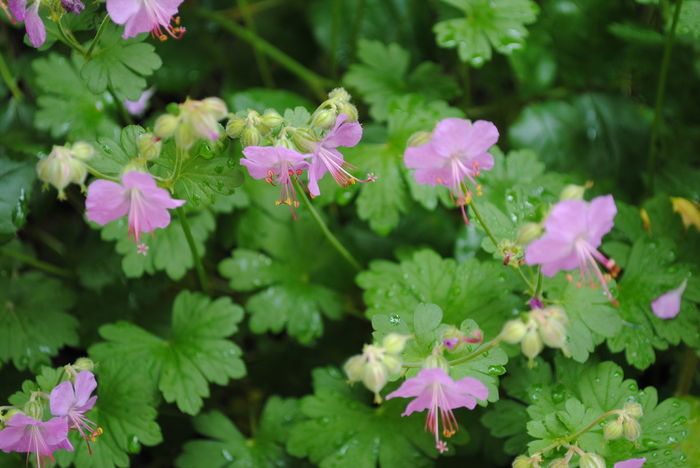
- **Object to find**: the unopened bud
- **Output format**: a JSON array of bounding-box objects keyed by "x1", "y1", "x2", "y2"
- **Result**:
[
  {"x1": 328, "y1": 87, "x2": 351, "y2": 102},
  {"x1": 291, "y1": 127, "x2": 319, "y2": 153},
  {"x1": 343, "y1": 355, "x2": 366, "y2": 382},
  {"x1": 137, "y1": 133, "x2": 162, "y2": 161},
  {"x1": 623, "y1": 402, "x2": 643, "y2": 419},
  {"x1": 501, "y1": 319, "x2": 527, "y2": 344},
  {"x1": 260, "y1": 110, "x2": 284, "y2": 131},
  {"x1": 310, "y1": 108, "x2": 337, "y2": 129},
  {"x1": 603, "y1": 419, "x2": 623, "y2": 440},
  {"x1": 513, "y1": 455, "x2": 536, "y2": 468},
  {"x1": 70, "y1": 141, "x2": 94, "y2": 160},
  {"x1": 521, "y1": 329, "x2": 543, "y2": 360},
  {"x1": 381, "y1": 354, "x2": 402, "y2": 375},
  {"x1": 24, "y1": 401, "x2": 43, "y2": 420},
  {"x1": 201, "y1": 97, "x2": 228, "y2": 120},
  {"x1": 546, "y1": 458, "x2": 569, "y2": 468},
  {"x1": 517, "y1": 222, "x2": 543, "y2": 245},
  {"x1": 0, "y1": 408, "x2": 22, "y2": 423},
  {"x1": 226, "y1": 118, "x2": 246, "y2": 138},
  {"x1": 154, "y1": 114, "x2": 179, "y2": 138},
  {"x1": 37, "y1": 145, "x2": 88, "y2": 200},
  {"x1": 560, "y1": 184, "x2": 586, "y2": 201},
  {"x1": 422, "y1": 354, "x2": 449, "y2": 371},
  {"x1": 241, "y1": 126, "x2": 261, "y2": 147},
  {"x1": 61, "y1": 0, "x2": 84, "y2": 14},
  {"x1": 73, "y1": 357, "x2": 95, "y2": 372},
  {"x1": 579, "y1": 453, "x2": 605, "y2": 468},
  {"x1": 338, "y1": 102, "x2": 358, "y2": 122},
  {"x1": 362, "y1": 361, "x2": 388, "y2": 395},
  {"x1": 175, "y1": 122, "x2": 197, "y2": 151},
  {"x1": 622, "y1": 417, "x2": 641, "y2": 441},
  {"x1": 539, "y1": 318, "x2": 567, "y2": 349},
  {"x1": 407, "y1": 131, "x2": 433, "y2": 147},
  {"x1": 382, "y1": 333, "x2": 410, "y2": 355}
]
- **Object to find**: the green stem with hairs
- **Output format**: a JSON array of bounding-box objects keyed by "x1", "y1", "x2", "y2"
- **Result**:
[
  {"x1": 647, "y1": 0, "x2": 684, "y2": 192},
  {"x1": 447, "y1": 338, "x2": 501, "y2": 366},
  {"x1": 86, "y1": 166, "x2": 120, "y2": 183},
  {"x1": 57, "y1": 18, "x2": 87, "y2": 56},
  {"x1": 0, "y1": 247, "x2": 75, "y2": 279},
  {"x1": 176, "y1": 207, "x2": 210, "y2": 295},
  {"x1": 0, "y1": 50, "x2": 22, "y2": 101},
  {"x1": 293, "y1": 179, "x2": 362, "y2": 272},
  {"x1": 86, "y1": 14, "x2": 110, "y2": 58}
]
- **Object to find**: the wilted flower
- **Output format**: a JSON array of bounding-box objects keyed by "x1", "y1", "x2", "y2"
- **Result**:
[
  {"x1": 8, "y1": 0, "x2": 45, "y2": 47},
  {"x1": 0, "y1": 413, "x2": 73, "y2": 465},
  {"x1": 50, "y1": 371, "x2": 100, "y2": 451},
  {"x1": 525, "y1": 195, "x2": 619, "y2": 304},
  {"x1": 386, "y1": 368, "x2": 487, "y2": 453},
  {"x1": 85, "y1": 171, "x2": 185, "y2": 253},
  {"x1": 60, "y1": 0, "x2": 84, "y2": 14},
  {"x1": 404, "y1": 118, "x2": 498, "y2": 225},
  {"x1": 106, "y1": 0, "x2": 185, "y2": 40},
  {"x1": 651, "y1": 279, "x2": 688, "y2": 319}
]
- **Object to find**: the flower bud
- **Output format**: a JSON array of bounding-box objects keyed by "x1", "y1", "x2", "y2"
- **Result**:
[
  {"x1": 310, "y1": 108, "x2": 337, "y2": 129},
  {"x1": 328, "y1": 87, "x2": 351, "y2": 102},
  {"x1": 622, "y1": 417, "x2": 641, "y2": 441},
  {"x1": 260, "y1": 110, "x2": 284, "y2": 131},
  {"x1": 422, "y1": 354, "x2": 449, "y2": 371},
  {"x1": 521, "y1": 329, "x2": 543, "y2": 361},
  {"x1": 343, "y1": 355, "x2": 366, "y2": 382},
  {"x1": 513, "y1": 455, "x2": 537, "y2": 468},
  {"x1": 175, "y1": 122, "x2": 197, "y2": 151},
  {"x1": 382, "y1": 333, "x2": 410, "y2": 355},
  {"x1": 623, "y1": 402, "x2": 643, "y2": 419},
  {"x1": 407, "y1": 131, "x2": 432, "y2": 147},
  {"x1": 539, "y1": 318, "x2": 567, "y2": 349},
  {"x1": 241, "y1": 126, "x2": 261, "y2": 147},
  {"x1": 603, "y1": 419, "x2": 623, "y2": 440},
  {"x1": 579, "y1": 453, "x2": 605, "y2": 468},
  {"x1": 517, "y1": 222, "x2": 543, "y2": 245},
  {"x1": 72, "y1": 357, "x2": 95, "y2": 372},
  {"x1": 381, "y1": 354, "x2": 402, "y2": 375},
  {"x1": 137, "y1": 133, "x2": 162, "y2": 161},
  {"x1": 201, "y1": 97, "x2": 228, "y2": 120},
  {"x1": 0, "y1": 408, "x2": 22, "y2": 423},
  {"x1": 226, "y1": 118, "x2": 246, "y2": 138},
  {"x1": 362, "y1": 361, "x2": 388, "y2": 395},
  {"x1": 546, "y1": 458, "x2": 569, "y2": 468},
  {"x1": 37, "y1": 145, "x2": 88, "y2": 200},
  {"x1": 70, "y1": 141, "x2": 94, "y2": 160},
  {"x1": 291, "y1": 127, "x2": 319, "y2": 153},
  {"x1": 338, "y1": 102, "x2": 358, "y2": 122},
  {"x1": 501, "y1": 319, "x2": 527, "y2": 344},
  {"x1": 560, "y1": 184, "x2": 586, "y2": 201},
  {"x1": 61, "y1": 0, "x2": 84, "y2": 14},
  {"x1": 24, "y1": 401, "x2": 43, "y2": 420},
  {"x1": 155, "y1": 114, "x2": 179, "y2": 138}
]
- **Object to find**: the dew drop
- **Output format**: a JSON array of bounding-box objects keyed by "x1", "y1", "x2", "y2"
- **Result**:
[{"x1": 389, "y1": 313, "x2": 401, "y2": 325}]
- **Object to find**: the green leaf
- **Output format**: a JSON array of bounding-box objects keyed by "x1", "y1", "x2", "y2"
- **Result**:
[
  {"x1": 343, "y1": 40, "x2": 458, "y2": 121},
  {"x1": 32, "y1": 54, "x2": 119, "y2": 140},
  {"x1": 287, "y1": 367, "x2": 437, "y2": 467},
  {"x1": 358, "y1": 249, "x2": 520, "y2": 338},
  {"x1": 176, "y1": 398, "x2": 301, "y2": 468},
  {"x1": 89, "y1": 291, "x2": 246, "y2": 415},
  {"x1": 100, "y1": 209, "x2": 215, "y2": 281},
  {"x1": 481, "y1": 400, "x2": 530, "y2": 455},
  {"x1": 226, "y1": 88, "x2": 313, "y2": 113},
  {"x1": 0, "y1": 273, "x2": 78, "y2": 371},
  {"x1": 0, "y1": 157, "x2": 34, "y2": 240},
  {"x1": 90, "y1": 125, "x2": 144, "y2": 179},
  {"x1": 434, "y1": 0, "x2": 539, "y2": 66},
  {"x1": 81, "y1": 24, "x2": 162, "y2": 100},
  {"x1": 677, "y1": 0, "x2": 700, "y2": 38}
]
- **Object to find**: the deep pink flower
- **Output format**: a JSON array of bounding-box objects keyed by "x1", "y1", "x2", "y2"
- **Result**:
[
  {"x1": 241, "y1": 146, "x2": 309, "y2": 219},
  {"x1": 525, "y1": 195, "x2": 619, "y2": 304},
  {"x1": 404, "y1": 118, "x2": 498, "y2": 225},
  {"x1": 0, "y1": 414, "x2": 73, "y2": 465},
  {"x1": 307, "y1": 114, "x2": 371, "y2": 197},
  {"x1": 651, "y1": 279, "x2": 688, "y2": 319},
  {"x1": 86, "y1": 171, "x2": 185, "y2": 252},
  {"x1": 125, "y1": 88, "x2": 155, "y2": 116},
  {"x1": 106, "y1": 0, "x2": 185, "y2": 40},
  {"x1": 386, "y1": 368, "x2": 488, "y2": 453},
  {"x1": 50, "y1": 371, "x2": 100, "y2": 452},
  {"x1": 8, "y1": 0, "x2": 45, "y2": 47},
  {"x1": 614, "y1": 458, "x2": 646, "y2": 468}
]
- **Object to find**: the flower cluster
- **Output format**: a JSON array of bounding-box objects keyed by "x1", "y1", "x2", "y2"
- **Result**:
[
  {"x1": 155, "y1": 97, "x2": 228, "y2": 150},
  {"x1": 37, "y1": 142, "x2": 94, "y2": 200},
  {"x1": 501, "y1": 305, "x2": 570, "y2": 366},
  {"x1": 0, "y1": 361, "x2": 99, "y2": 466}
]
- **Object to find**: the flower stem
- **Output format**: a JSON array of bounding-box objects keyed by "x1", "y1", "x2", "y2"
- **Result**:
[
  {"x1": 194, "y1": 8, "x2": 334, "y2": 99},
  {"x1": 675, "y1": 346, "x2": 698, "y2": 396},
  {"x1": 0, "y1": 50, "x2": 23, "y2": 101},
  {"x1": 448, "y1": 338, "x2": 501, "y2": 366},
  {"x1": 647, "y1": 0, "x2": 684, "y2": 192},
  {"x1": 86, "y1": 14, "x2": 110, "y2": 58},
  {"x1": 292, "y1": 179, "x2": 362, "y2": 272},
  {"x1": 0, "y1": 247, "x2": 75, "y2": 279},
  {"x1": 86, "y1": 166, "x2": 120, "y2": 183},
  {"x1": 176, "y1": 207, "x2": 210, "y2": 295},
  {"x1": 236, "y1": 0, "x2": 274, "y2": 88},
  {"x1": 57, "y1": 17, "x2": 88, "y2": 56},
  {"x1": 535, "y1": 409, "x2": 622, "y2": 456}
]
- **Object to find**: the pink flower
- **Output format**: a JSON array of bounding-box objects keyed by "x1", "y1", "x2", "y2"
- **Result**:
[
  {"x1": 241, "y1": 146, "x2": 308, "y2": 219},
  {"x1": 614, "y1": 458, "x2": 646, "y2": 468},
  {"x1": 651, "y1": 279, "x2": 688, "y2": 319},
  {"x1": 8, "y1": 0, "x2": 45, "y2": 47},
  {"x1": 0, "y1": 414, "x2": 73, "y2": 465},
  {"x1": 106, "y1": 0, "x2": 185, "y2": 40},
  {"x1": 307, "y1": 114, "x2": 371, "y2": 197},
  {"x1": 404, "y1": 118, "x2": 498, "y2": 225},
  {"x1": 125, "y1": 88, "x2": 155, "y2": 116},
  {"x1": 86, "y1": 171, "x2": 185, "y2": 252},
  {"x1": 386, "y1": 368, "x2": 488, "y2": 453},
  {"x1": 525, "y1": 195, "x2": 620, "y2": 304},
  {"x1": 50, "y1": 371, "x2": 100, "y2": 452}
]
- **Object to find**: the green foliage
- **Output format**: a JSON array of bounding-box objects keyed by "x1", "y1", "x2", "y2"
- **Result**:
[
  {"x1": 0, "y1": 157, "x2": 34, "y2": 240},
  {"x1": 434, "y1": 0, "x2": 539, "y2": 66},
  {"x1": 90, "y1": 291, "x2": 246, "y2": 415}
]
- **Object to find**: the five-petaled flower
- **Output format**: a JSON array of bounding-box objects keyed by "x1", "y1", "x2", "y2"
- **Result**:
[
  {"x1": 525, "y1": 195, "x2": 620, "y2": 304},
  {"x1": 8, "y1": 0, "x2": 46, "y2": 47},
  {"x1": 50, "y1": 371, "x2": 101, "y2": 452},
  {"x1": 404, "y1": 118, "x2": 498, "y2": 225},
  {"x1": 85, "y1": 171, "x2": 185, "y2": 253},
  {"x1": 241, "y1": 146, "x2": 309, "y2": 219},
  {"x1": 651, "y1": 279, "x2": 688, "y2": 319},
  {"x1": 386, "y1": 368, "x2": 488, "y2": 453},
  {"x1": 0, "y1": 413, "x2": 73, "y2": 466},
  {"x1": 107, "y1": 0, "x2": 185, "y2": 40}
]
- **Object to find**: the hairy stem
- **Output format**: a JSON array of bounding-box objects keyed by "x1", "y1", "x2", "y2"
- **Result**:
[
  {"x1": 448, "y1": 338, "x2": 501, "y2": 366},
  {"x1": 176, "y1": 207, "x2": 210, "y2": 294},
  {"x1": 0, "y1": 247, "x2": 75, "y2": 279},
  {"x1": 86, "y1": 14, "x2": 110, "y2": 58}
]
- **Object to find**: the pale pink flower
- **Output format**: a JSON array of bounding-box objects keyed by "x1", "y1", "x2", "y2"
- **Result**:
[
  {"x1": 386, "y1": 368, "x2": 488, "y2": 453},
  {"x1": 404, "y1": 118, "x2": 498, "y2": 225},
  {"x1": 85, "y1": 171, "x2": 185, "y2": 251},
  {"x1": 241, "y1": 146, "x2": 308, "y2": 219},
  {"x1": 8, "y1": 0, "x2": 45, "y2": 47},
  {"x1": 125, "y1": 88, "x2": 155, "y2": 116},
  {"x1": 50, "y1": 371, "x2": 100, "y2": 452},
  {"x1": 614, "y1": 458, "x2": 646, "y2": 468},
  {"x1": 651, "y1": 279, "x2": 688, "y2": 319},
  {"x1": 525, "y1": 195, "x2": 619, "y2": 304},
  {"x1": 307, "y1": 114, "x2": 371, "y2": 197},
  {"x1": 106, "y1": 0, "x2": 185, "y2": 40},
  {"x1": 0, "y1": 414, "x2": 73, "y2": 465}
]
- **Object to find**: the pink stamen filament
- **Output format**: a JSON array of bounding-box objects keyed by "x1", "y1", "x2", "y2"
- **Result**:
[
  {"x1": 574, "y1": 240, "x2": 619, "y2": 305},
  {"x1": 425, "y1": 383, "x2": 459, "y2": 453},
  {"x1": 318, "y1": 148, "x2": 373, "y2": 187}
]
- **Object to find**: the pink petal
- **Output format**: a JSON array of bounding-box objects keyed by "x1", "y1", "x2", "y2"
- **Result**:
[
  {"x1": 41, "y1": 418, "x2": 69, "y2": 447},
  {"x1": 8, "y1": 0, "x2": 25, "y2": 21},
  {"x1": 121, "y1": 170, "x2": 159, "y2": 190},
  {"x1": 460, "y1": 120, "x2": 499, "y2": 157},
  {"x1": 122, "y1": 4, "x2": 155, "y2": 38},
  {"x1": 86, "y1": 179, "x2": 129, "y2": 226},
  {"x1": 73, "y1": 371, "x2": 97, "y2": 407},
  {"x1": 106, "y1": 0, "x2": 140, "y2": 24},
  {"x1": 77, "y1": 395, "x2": 97, "y2": 414},
  {"x1": 525, "y1": 235, "x2": 579, "y2": 276},
  {"x1": 24, "y1": 1, "x2": 46, "y2": 48},
  {"x1": 585, "y1": 195, "x2": 616, "y2": 247},
  {"x1": 470, "y1": 151, "x2": 495, "y2": 171},
  {"x1": 453, "y1": 376, "x2": 489, "y2": 402},
  {"x1": 404, "y1": 142, "x2": 445, "y2": 170},
  {"x1": 402, "y1": 391, "x2": 434, "y2": 415},
  {"x1": 307, "y1": 157, "x2": 325, "y2": 197},
  {"x1": 651, "y1": 279, "x2": 687, "y2": 319},
  {"x1": 124, "y1": 88, "x2": 154, "y2": 116},
  {"x1": 49, "y1": 381, "x2": 75, "y2": 417},
  {"x1": 413, "y1": 167, "x2": 453, "y2": 187},
  {"x1": 614, "y1": 458, "x2": 646, "y2": 468},
  {"x1": 322, "y1": 114, "x2": 362, "y2": 149},
  {"x1": 0, "y1": 425, "x2": 26, "y2": 452},
  {"x1": 441, "y1": 389, "x2": 477, "y2": 410},
  {"x1": 543, "y1": 199, "x2": 588, "y2": 241},
  {"x1": 431, "y1": 118, "x2": 473, "y2": 158}
]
